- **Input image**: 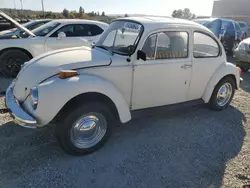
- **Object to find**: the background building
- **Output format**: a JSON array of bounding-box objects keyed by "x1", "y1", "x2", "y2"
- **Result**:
[{"x1": 212, "y1": 0, "x2": 250, "y2": 25}]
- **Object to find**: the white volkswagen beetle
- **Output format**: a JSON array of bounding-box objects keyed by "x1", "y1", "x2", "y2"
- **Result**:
[
  {"x1": 0, "y1": 11, "x2": 108, "y2": 77},
  {"x1": 5, "y1": 16, "x2": 242, "y2": 155}
]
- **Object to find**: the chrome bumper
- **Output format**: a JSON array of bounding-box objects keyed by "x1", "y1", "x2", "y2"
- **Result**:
[{"x1": 5, "y1": 84, "x2": 37, "y2": 128}]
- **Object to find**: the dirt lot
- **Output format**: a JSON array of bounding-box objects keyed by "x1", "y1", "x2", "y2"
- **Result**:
[{"x1": 0, "y1": 68, "x2": 250, "y2": 188}]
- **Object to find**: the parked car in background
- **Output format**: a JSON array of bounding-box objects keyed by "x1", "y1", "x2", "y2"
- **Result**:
[
  {"x1": 238, "y1": 21, "x2": 249, "y2": 38},
  {"x1": 0, "y1": 11, "x2": 109, "y2": 77},
  {"x1": 0, "y1": 19, "x2": 52, "y2": 36},
  {"x1": 194, "y1": 18, "x2": 245, "y2": 54},
  {"x1": 4, "y1": 16, "x2": 242, "y2": 155},
  {"x1": 234, "y1": 38, "x2": 250, "y2": 71}
]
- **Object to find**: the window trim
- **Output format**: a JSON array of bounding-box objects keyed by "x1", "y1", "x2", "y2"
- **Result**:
[
  {"x1": 107, "y1": 19, "x2": 145, "y2": 56},
  {"x1": 193, "y1": 31, "x2": 221, "y2": 59},
  {"x1": 142, "y1": 30, "x2": 189, "y2": 60}
]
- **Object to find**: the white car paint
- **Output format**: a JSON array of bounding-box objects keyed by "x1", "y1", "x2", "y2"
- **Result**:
[
  {"x1": 10, "y1": 16, "x2": 241, "y2": 127},
  {"x1": 0, "y1": 11, "x2": 109, "y2": 58}
]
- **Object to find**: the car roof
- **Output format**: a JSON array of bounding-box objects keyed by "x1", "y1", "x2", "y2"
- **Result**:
[
  {"x1": 52, "y1": 19, "x2": 108, "y2": 26},
  {"x1": 116, "y1": 16, "x2": 211, "y2": 31}
]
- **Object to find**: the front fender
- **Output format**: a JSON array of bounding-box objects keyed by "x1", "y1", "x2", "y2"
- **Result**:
[
  {"x1": 24, "y1": 74, "x2": 131, "y2": 126},
  {"x1": 202, "y1": 62, "x2": 240, "y2": 103}
]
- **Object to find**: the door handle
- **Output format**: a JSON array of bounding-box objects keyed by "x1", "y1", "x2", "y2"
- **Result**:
[{"x1": 181, "y1": 64, "x2": 192, "y2": 69}]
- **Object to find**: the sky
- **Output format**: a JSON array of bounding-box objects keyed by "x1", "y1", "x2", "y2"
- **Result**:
[{"x1": 0, "y1": 0, "x2": 215, "y2": 16}]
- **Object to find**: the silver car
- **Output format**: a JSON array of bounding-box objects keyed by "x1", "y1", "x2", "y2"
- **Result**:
[{"x1": 234, "y1": 38, "x2": 250, "y2": 72}]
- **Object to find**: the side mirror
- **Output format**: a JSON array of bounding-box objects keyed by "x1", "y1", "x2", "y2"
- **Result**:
[
  {"x1": 57, "y1": 32, "x2": 66, "y2": 40},
  {"x1": 137, "y1": 50, "x2": 146, "y2": 61}
]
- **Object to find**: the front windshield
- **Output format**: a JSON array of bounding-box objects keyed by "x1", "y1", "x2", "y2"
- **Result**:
[
  {"x1": 95, "y1": 21, "x2": 143, "y2": 55},
  {"x1": 22, "y1": 21, "x2": 33, "y2": 27},
  {"x1": 32, "y1": 21, "x2": 60, "y2": 37}
]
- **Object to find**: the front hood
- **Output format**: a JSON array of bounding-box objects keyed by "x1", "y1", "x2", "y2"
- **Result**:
[
  {"x1": 0, "y1": 11, "x2": 35, "y2": 37},
  {"x1": 13, "y1": 46, "x2": 111, "y2": 101}
]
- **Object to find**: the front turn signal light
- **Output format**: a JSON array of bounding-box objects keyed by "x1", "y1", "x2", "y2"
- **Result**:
[{"x1": 59, "y1": 70, "x2": 79, "y2": 79}]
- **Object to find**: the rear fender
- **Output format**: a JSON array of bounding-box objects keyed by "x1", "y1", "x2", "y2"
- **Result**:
[{"x1": 202, "y1": 62, "x2": 240, "y2": 103}]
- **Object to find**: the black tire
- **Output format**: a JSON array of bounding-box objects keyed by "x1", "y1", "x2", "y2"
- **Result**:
[
  {"x1": 55, "y1": 103, "x2": 113, "y2": 156},
  {"x1": 0, "y1": 49, "x2": 31, "y2": 78},
  {"x1": 209, "y1": 77, "x2": 236, "y2": 110}
]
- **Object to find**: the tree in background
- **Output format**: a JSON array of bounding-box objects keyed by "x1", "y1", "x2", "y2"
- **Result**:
[
  {"x1": 101, "y1": 11, "x2": 105, "y2": 16},
  {"x1": 62, "y1": 8, "x2": 69, "y2": 18},
  {"x1": 79, "y1": 6, "x2": 84, "y2": 18},
  {"x1": 125, "y1": 13, "x2": 128, "y2": 17},
  {"x1": 172, "y1": 8, "x2": 196, "y2": 19}
]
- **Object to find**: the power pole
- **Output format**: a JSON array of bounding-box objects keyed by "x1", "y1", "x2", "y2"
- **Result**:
[
  {"x1": 20, "y1": 0, "x2": 23, "y2": 17},
  {"x1": 14, "y1": 0, "x2": 16, "y2": 9},
  {"x1": 41, "y1": 0, "x2": 45, "y2": 18}
]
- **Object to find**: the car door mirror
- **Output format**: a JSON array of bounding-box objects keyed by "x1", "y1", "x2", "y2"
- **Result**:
[
  {"x1": 137, "y1": 50, "x2": 146, "y2": 61},
  {"x1": 57, "y1": 32, "x2": 66, "y2": 40}
]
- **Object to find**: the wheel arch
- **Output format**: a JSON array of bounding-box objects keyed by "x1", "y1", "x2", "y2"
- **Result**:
[
  {"x1": 51, "y1": 92, "x2": 120, "y2": 124},
  {"x1": 202, "y1": 63, "x2": 240, "y2": 103},
  {"x1": 0, "y1": 47, "x2": 33, "y2": 59}
]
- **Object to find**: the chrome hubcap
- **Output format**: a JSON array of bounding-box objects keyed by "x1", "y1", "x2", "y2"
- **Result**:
[
  {"x1": 216, "y1": 83, "x2": 233, "y2": 107},
  {"x1": 70, "y1": 113, "x2": 107, "y2": 149}
]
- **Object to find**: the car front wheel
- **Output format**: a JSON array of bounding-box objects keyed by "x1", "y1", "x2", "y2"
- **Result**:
[
  {"x1": 209, "y1": 77, "x2": 235, "y2": 110},
  {"x1": 0, "y1": 49, "x2": 30, "y2": 78},
  {"x1": 56, "y1": 103, "x2": 113, "y2": 155}
]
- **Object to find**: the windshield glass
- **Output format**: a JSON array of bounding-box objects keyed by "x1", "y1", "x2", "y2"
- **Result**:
[
  {"x1": 239, "y1": 22, "x2": 246, "y2": 28},
  {"x1": 32, "y1": 21, "x2": 60, "y2": 36},
  {"x1": 22, "y1": 21, "x2": 34, "y2": 27},
  {"x1": 95, "y1": 20, "x2": 143, "y2": 55}
]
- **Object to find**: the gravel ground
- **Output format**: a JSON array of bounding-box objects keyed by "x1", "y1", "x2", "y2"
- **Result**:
[{"x1": 0, "y1": 70, "x2": 250, "y2": 188}]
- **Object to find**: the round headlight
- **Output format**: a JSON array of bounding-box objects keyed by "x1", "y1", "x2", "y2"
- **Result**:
[{"x1": 29, "y1": 87, "x2": 38, "y2": 109}]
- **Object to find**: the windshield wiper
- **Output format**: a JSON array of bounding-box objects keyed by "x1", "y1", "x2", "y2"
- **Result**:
[{"x1": 94, "y1": 45, "x2": 113, "y2": 55}]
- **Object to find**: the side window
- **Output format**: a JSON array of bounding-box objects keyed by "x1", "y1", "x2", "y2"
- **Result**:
[
  {"x1": 74, "y1": 24, "x2": 92, "y2": 37},
  {"x1": 50, "y1": 24, "x2": 94, "y2": 37},
  {"x1": 193, "y1": 32, "x2": 220, "y2": 58},
  {"x1": 155, "y1": 31, "x2": 188, "y2": 59},
  {"x1": 142, "y1": 34, "x2": 157, "y2": 59},
  {"x1": 90, "y1": 25, "x2": 104, "y2": 36},
  {"x1": 50, "y1": 24, "x2": 75, "y2": 37}
]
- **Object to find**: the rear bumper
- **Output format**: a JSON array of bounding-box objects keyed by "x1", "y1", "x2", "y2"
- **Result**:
[{"x1": 5, "y1": 83, "x2": 37, "y2": 128}]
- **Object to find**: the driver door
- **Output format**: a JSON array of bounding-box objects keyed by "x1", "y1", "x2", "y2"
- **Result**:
[
  {"x1": 44, "y1": 24, "x2": 93, "y2": 52},
  {"x1": 132, "y1": 30, "x2": 192, "y2": 110}
]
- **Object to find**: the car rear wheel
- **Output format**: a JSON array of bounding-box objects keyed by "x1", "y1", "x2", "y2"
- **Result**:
[
  {"x1": 0, "y1": 49, "x2": 30, "y2": 78},
  {"x1": 55, "y1": 103, "x2": 113, "y2": 155},
  {"x1": 209, "y1": 77, "x2": 235, "y2": 110}
]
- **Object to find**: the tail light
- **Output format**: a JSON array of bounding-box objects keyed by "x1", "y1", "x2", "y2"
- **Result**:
[{"x1": 237, "y1": 67, "x2": 243, "y2": 77}]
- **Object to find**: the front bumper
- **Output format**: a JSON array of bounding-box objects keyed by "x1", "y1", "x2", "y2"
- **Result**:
[{"x1": 5, "y1": 84, "x2": 37, "y2": 128}]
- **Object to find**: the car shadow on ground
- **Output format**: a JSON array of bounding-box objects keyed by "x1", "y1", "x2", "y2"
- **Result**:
[{"x1": 0, "y1": 104, "x2": 246, "y2": 187}]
